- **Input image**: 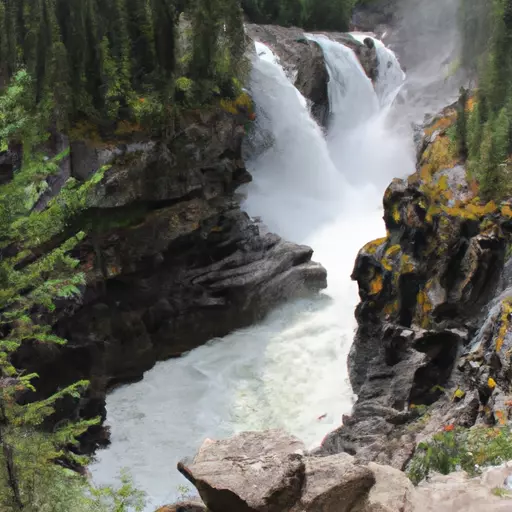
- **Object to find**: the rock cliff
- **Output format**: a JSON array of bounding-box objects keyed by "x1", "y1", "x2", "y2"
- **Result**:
[
  {"x1": 14, "y1": 104, "x2": 327, "y2": 450},
  {"x1": 320, "y1": 101, "x2": 512, "y2": 467}
]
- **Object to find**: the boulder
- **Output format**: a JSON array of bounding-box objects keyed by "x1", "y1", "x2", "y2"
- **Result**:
[
  {"x1": 176, "y1": 428, "x2": 512, "y2": 512},
  {"x1": 178, "y1": 431, "x2": 306, "y2": 512},
  {"x1": 352, "y1": 462, "x2": 415, "y2": 512},
  {"x1": 291, "y1": 453, "x2": 375, "y2": 512},
  {"x1": 414, "y1": 464, "x2": 512, "y2": 511}
]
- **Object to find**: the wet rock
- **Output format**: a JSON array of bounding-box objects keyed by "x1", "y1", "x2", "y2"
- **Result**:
[{"x1": 178, "y1": 431, "x2": 306, "y2": 512}]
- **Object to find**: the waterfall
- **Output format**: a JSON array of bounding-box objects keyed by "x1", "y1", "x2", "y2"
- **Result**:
[
  {"x1": 243, "y1": 42, "x2": 343, "y2": 241},
  {"x1": 348, "y1": 32, "x2": 406, "y2": 109},
  {"x1": 90, "y1": 37, "x2": 414, "y2": 510}
]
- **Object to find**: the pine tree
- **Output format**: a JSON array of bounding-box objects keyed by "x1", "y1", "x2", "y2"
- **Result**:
[{"x1": 0, "y1": 67, "x2": 145, "y2": 512}]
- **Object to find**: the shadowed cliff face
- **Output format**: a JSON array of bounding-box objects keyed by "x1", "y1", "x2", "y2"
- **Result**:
[{"x1": 12, "y1": 106, "x2": 327, "y2": 452}]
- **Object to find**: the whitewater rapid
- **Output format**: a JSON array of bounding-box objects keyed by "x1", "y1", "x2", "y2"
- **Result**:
[{"x1": 90, "y1": 35, "x2": 414, "y2": 509}]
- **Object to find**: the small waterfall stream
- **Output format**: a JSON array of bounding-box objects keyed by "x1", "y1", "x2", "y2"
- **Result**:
[{"x1": 91, "y1": 35, "x2": 415, "y2": 510}]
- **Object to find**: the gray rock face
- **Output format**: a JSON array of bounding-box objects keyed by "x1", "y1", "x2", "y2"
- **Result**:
[
  {"x1": 178, "y1": 431, "x2": 385, "y2": 512},
  {"x1": 318, "y1": 107, "x2": 512, "y2": 467},
  {"x1": 19, "y1": 107, "x2": 327, "y2": 452},
  {"x1": 352, "y1": 462, "x2": 415, "y2": 512},
  {"x1": 176, "y1": 429, "x2": 512, "y2": 512}
]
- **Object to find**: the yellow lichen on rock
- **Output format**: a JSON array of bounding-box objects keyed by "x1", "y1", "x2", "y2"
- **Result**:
[
  {"x1": 501, "y1": 204, "x2": 512, "y2": 218},
  {"x1": 416, "y1": 288, "x2": 433, "y2": 328},
  {"x1": 369, "y1": 272, "x2": 384, "y2": 295},
  {"x1": 383, "y1": 301, "x2": 399, "y2": 316},
  {"x1": 220, "y1": 92, "x2": 253, "y2": 116},
  {"x1": 424, "y1": 112, "x2": 457, "y2": 137},
  {"x1": 400, "y1": 253, "x2": 415, "y2": 274},
  {"x1": 362, "y1": 237, "x2": 387, "y2": 255},
  {"x1": 392, "y1": 204, "x2": 401, "y2": 223},
  {"x1": 496, "y1": 299, "x2": 512, "y2": 352},
  {"x1": 419, "y1": 136, "x2": 458, "y2": 181},
  {"x1": 382, "y1": 245, "x2": 401, "y2": 271}
]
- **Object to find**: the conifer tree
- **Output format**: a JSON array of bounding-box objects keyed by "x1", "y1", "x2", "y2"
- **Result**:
[{"x1": 0, "y1": 69, "x2": 145, "y2": 512}]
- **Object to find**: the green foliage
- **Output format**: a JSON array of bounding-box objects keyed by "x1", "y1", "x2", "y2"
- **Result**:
[
  {"x1": 183, "y1": 0, "x2": 248, "y2": 103},
  {"x1": 0, "y1": 0, "x2": 247, "y2": 130},
  {"x1": 458, "y1": 0, "x2": 512, "y2": 200},
  {"x1": 241, "y1": 0, "x2": 356, "y2": 31},
  {"x1": 492, "y1": 486, "x2": 512, "y2": 498},
  {"x1": 0, "y1": 61, "x2": 145, "y2": 511},
  {"x1": 459, "y1": 0, "x2": 491, "y2": 76},
  {"x1": 408, "y1": 426, "x2": 512, "y2": 485}
]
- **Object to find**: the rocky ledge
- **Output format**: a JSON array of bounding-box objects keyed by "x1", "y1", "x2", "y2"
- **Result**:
[
  {"x1": 15, "y1": 105, "x2": 326, "y2": 450},
  {"x1": 170, "y1": 430, "x2": 512, "y2": 512}
]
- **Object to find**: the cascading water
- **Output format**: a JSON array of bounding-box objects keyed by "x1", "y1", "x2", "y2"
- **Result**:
[
  {"x1": 90, "y1": 35, "x2": 414, "y2": 510},
  {"x1": 350, "y1": 33, "x2": 406, "y2": 109}
]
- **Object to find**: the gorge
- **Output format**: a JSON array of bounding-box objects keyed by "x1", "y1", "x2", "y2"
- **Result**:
[
  {"x1": 90, "y1": 3, "x2": 459, "y2": 508},
  {"x1": 3, "y1": 0, "x2": 512, "y2": 510}
]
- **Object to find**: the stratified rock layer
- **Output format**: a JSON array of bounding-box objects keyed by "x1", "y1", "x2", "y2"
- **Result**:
[{"x1": 13, "y1": 106, "x2": 326, "y2": 450}]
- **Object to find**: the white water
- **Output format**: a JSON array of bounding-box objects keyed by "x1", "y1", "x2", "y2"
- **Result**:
[
  {"x1": 90, "y1": 36, "x2": 415, "y2": 510},
  {"x1": 350, "y1": 32, "x2": 406, "y2": 109}
]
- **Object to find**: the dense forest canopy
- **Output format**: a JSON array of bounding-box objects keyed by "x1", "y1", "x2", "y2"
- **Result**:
[
  {"x1": 457, "y1": 0, "x2": 512, "y2": 199},
  {"x1": 0, "y1": 0, "x2": 245, "y2": 131},
  {"x1": 241, "y1": 0, "x2": 357, "y2": 31},
  {"x1": 0, "y1": 0, "x2": 248, "y2": 509}
]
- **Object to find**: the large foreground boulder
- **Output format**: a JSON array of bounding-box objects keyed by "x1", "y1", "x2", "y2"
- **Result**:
[
  {"x1": 291, "y1": 453, "x2": 375, "y2": 512},
  {"x1": 178, "y1": 431, "x2": 306, "y2": 512},
  {"x1": 177, "y1": 430, "x2": 412, "y2": 512}
]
